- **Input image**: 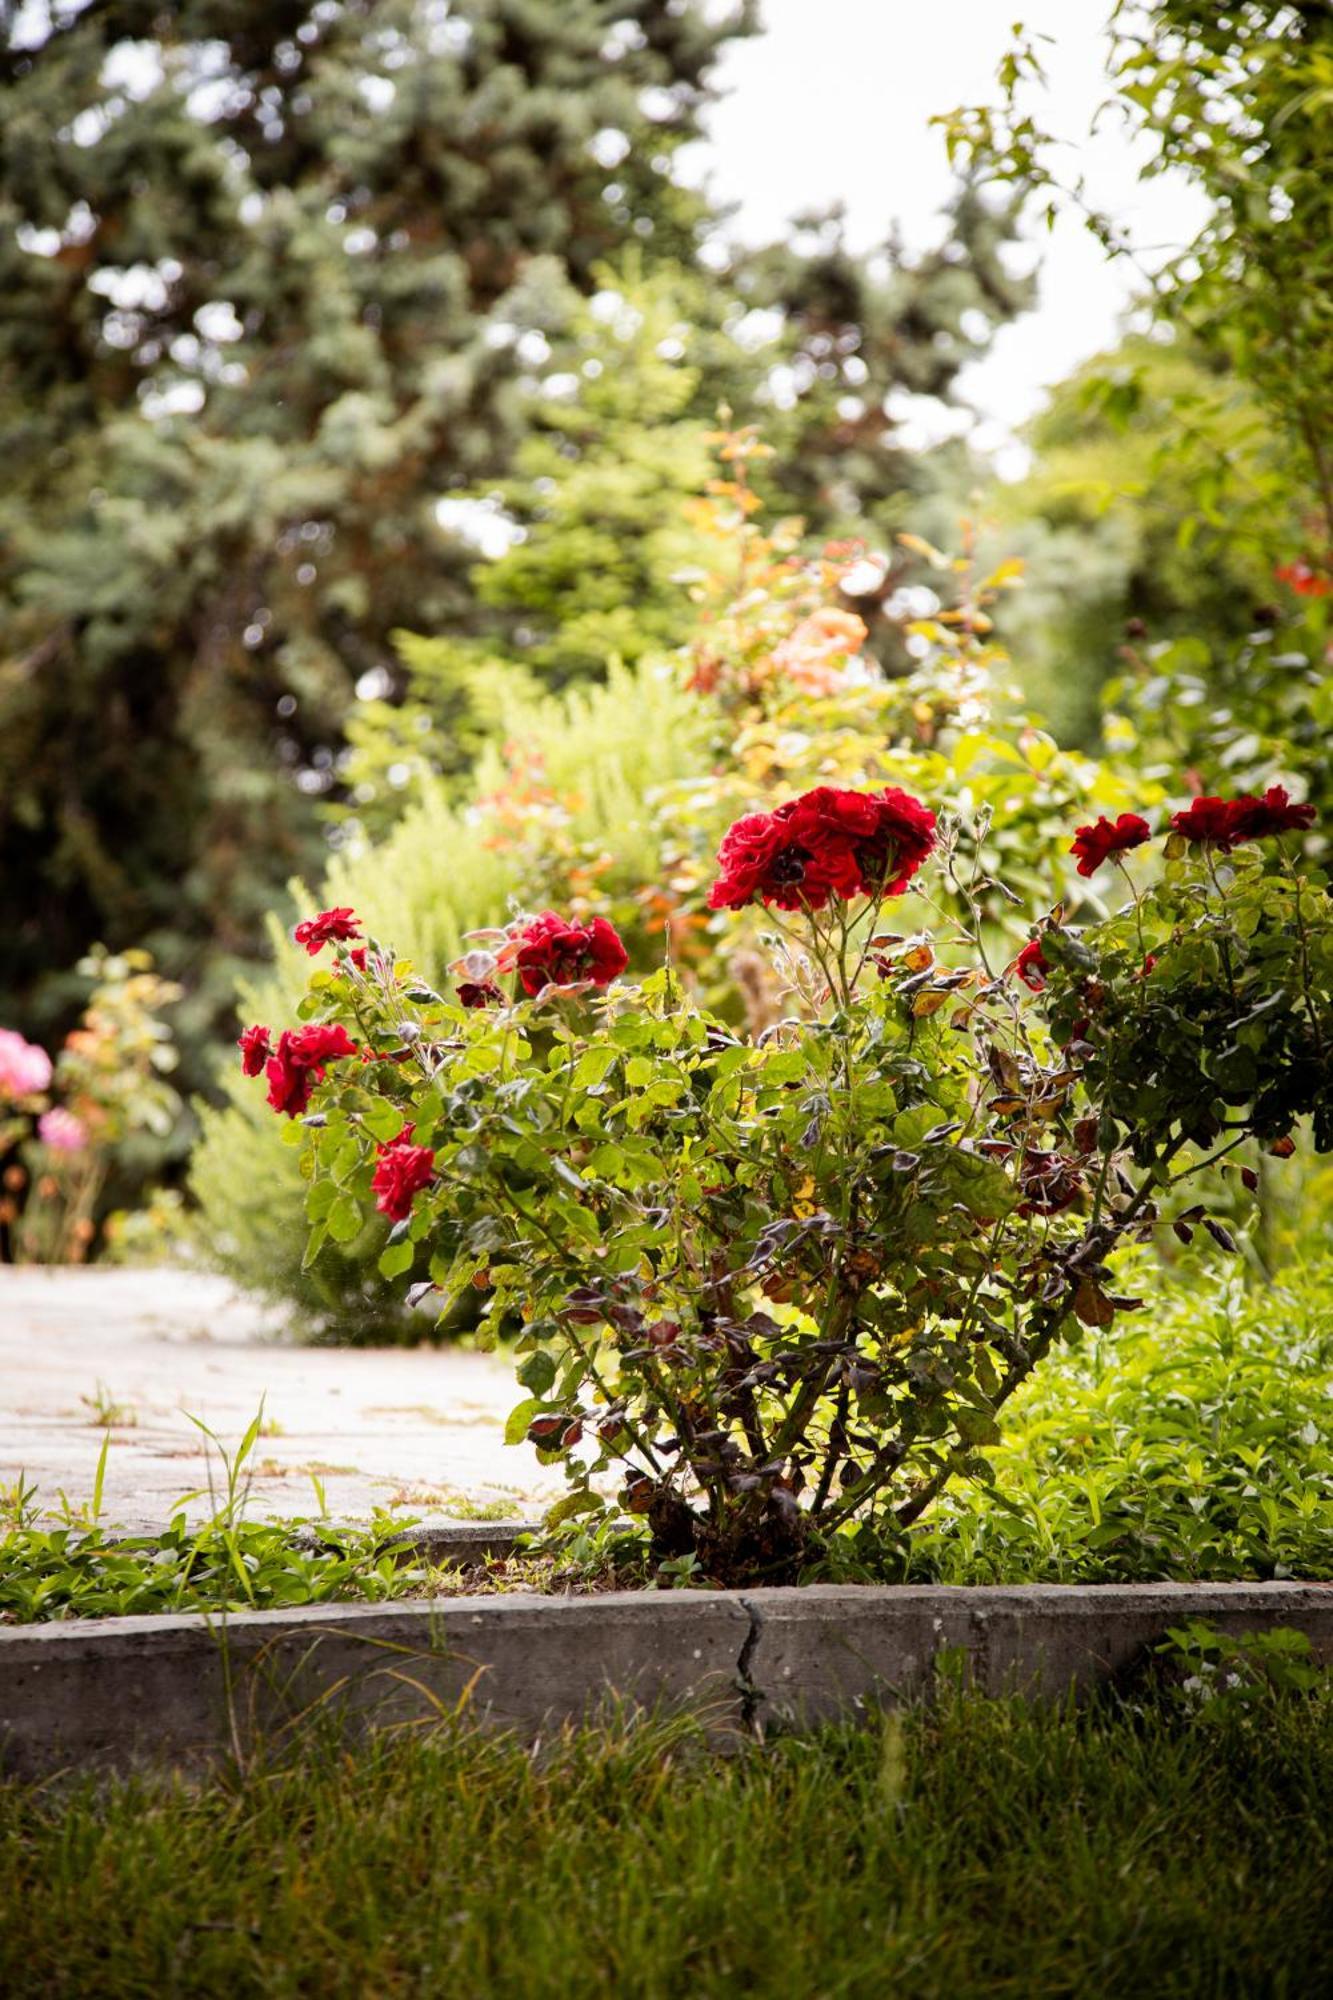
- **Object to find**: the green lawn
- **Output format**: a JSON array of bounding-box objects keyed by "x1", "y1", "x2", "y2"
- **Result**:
[{"x1": 3, "y1": 1667, "x2": 1330, "y2": 1998}]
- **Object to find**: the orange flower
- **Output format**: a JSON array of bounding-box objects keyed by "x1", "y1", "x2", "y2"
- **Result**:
[{"x1": 769, "y1": 607, "x2": 868, "y2": 695}]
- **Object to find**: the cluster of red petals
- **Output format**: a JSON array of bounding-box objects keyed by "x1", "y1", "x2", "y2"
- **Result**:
[
  {"x1": 708, "y1": 785, "x2": 936, "y2": 913},
  {"x1": 263, "y1": 1023, "x2": 358, "y2": 1117},
  {"x1": 1170, "y1": 785, "x2": 1316, "y2": 850},
  {"x1": 514, "y1": 912, "x2": 628, "y2": 998},
  {"x1": 1013, "y1": 938, "x2": 1049, "y2": 992},
  {"x1": 1275, "y1": 559, "x2": 1333, "y2": 599},
  {"x1": 457, "y1": 980, "x2": 504, "y2": 1009},
  {"x1": 371, "y1": 1125, "x2": 436, "y2": 1222},
  {"x1": 294, "y1": 907, "x2": 362, "y2": 956},
  {"x1": 1069, "y1": 813, "x2": 1151, "y2": 878},
  {"x1": 237, "y1": 1024, "x2": 272, "y2": 1077}
]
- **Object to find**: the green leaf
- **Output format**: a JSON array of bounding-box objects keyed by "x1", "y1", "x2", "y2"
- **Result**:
[
  {"x1": 544, "y1": 1490, "x2": 604, "y2": 1529},
  {"x1": 378, "y1": 1239, "x2": 415, "y2": 1279},
  {"x1": 504, "y1": 1397, "x2": 543, "y2": 1447},
  {"x1": 363, "y1": 1100, "x2": 408, "y2": 1143},
  {"x1": 517, "y1": 1350, "x2": 557, "y2": 1395},
  {"x1": 573, "y1": 1045, "x2": 618, "y2": 1090},
  {"x1": 326, "y1": 1193, "x2": 364, "y2": 1244}
]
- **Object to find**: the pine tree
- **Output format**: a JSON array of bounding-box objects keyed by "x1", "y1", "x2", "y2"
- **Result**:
[
  {"x1": 1, "y1": 0, "x2": 1032, "y2": 1107},
  {"x1": 0, "y1": 0, "x2": 754, "y2": 1066}
]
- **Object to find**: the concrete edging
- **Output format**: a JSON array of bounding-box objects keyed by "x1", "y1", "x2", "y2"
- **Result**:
[{"x1": 2, "y1": 1580, "x2": 1331, "y2": 1778}]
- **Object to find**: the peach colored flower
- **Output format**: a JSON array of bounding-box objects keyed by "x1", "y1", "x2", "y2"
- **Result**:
[{"x1": 770, "y1": 607, "x2": 869, "y2": 695}]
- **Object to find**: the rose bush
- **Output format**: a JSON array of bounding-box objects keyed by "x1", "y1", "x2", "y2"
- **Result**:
[
  {"x1": 0, "y1": 949, "x2": 183, "y2": 1264},
  {"x1": 244, "y1": 768, "x2": 1331, "y2": 1584}
]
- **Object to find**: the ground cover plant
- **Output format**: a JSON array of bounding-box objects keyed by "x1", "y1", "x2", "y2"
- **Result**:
[
  {"x1": 0, "y1": 1419, "x2": 436, "y2": 1625},
  {"x1": 238, "y1": 740, "x2": 1329, "y2": 1584},
  {"x1": 917, "y1": 1256, "x2": 1333, "y2": 1584},
  {"x1": 2, "y1": 1656, "x2": 1331, "y2": 1999}
]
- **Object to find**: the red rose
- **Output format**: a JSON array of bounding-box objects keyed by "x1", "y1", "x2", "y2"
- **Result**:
[
  {"x1": 293, "y1": 907, "x2": 362, "y2": 955},
  {"x1": 1069, "y1": 813, "x2": 1151, "y2": 877},
  {"x1": 1169, "y1": 796, "x2": 1244, "y2": 848},
  {"x1": 1013, "y1": 939, "x2": 1048, "y2": 991},
  {"x1": 263, "y1": 1022, "x2": 359, "y2": 1117},
  {"x1": 708, "y1": 786, "x2": 936, "y2": 912},
  {"x1": 707, "y1": 809, "x2": 807, "y2": 911},
  {"x1": 458, "y1": 980, "x2": 504, "y2": 1009},
  {"x1": 238, "y1": 1024, "x2": 272, "y2": 1077},
  {"x1": 787, "y1": 786, "x2": 937, "y2": 900},
  {"x1": 513, "y1": 912, "x2": 628, "y2": 997},
  {"x1": 371, "y1": 1125, "x2": 436, "y2": 1223},
  {"x1": 1228, "y1": 785, "x2": 1316, "y2": 844}
]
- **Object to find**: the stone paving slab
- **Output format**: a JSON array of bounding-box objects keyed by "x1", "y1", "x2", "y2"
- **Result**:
[{"x1": 0, "y1": 1268, "x2": 559, "y2": 1527}]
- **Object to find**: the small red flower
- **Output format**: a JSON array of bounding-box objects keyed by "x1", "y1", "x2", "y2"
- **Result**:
[
  {"x1": 238, "y1": 1024, "x2": 272, "y2": 1077},
  {"x1": 263, "y1": 1022, "x2": 359, "y2": 1117},
  {"x1": 458, "y1": 980, "x2": 504, "y2": 1009},
  {"x1": 1013, "y1": 939, "x2": 1048, "y2": 991},
  {"x1": 349, "y1": 947, "x2": 368, "y2": 973},
  {"x1": 1169, "y1": 796, "x2": 1244, "y2": 848},
  {"x1": 371, "y1": 1126, "x2": 436, "y2": 1223},
  {"x1": 513, "y1": 912, "x2": 628, "y2": 998},
  {"x1": 1275, "y1": 559, "x2": 1333, "y2": 599},
  {"x1": 293, "y1": 907, "x2": 362, "y2": 955},
  {"x1": 708, "y1": 786, "x2": 936, "y2": 912},
  {"x1": 1069, "y1": 813, "x2": 1151, "y2": 878}
]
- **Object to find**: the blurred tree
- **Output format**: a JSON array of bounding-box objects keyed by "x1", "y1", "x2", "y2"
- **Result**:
[
  {"x1": 0, "y1": 0, "x2": 755, "y2": 1064},
  {"x1": 941, "y1": 0, "x2": 1333, "y2": 559},
  {"x1": 0, "y1": 0, "x2": 1032, "y2": 1109},
  {"x1": 990, "y1": 336, "x2": 1293, "y2": 744}
]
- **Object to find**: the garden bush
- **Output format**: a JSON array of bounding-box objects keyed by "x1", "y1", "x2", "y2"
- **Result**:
[
  {"x1": 194, "y1": 446, "x2": 1150, "y2": 1337},
  {"x1": 238, "y1": 728, "x2": 1328, "y2": 1580}
]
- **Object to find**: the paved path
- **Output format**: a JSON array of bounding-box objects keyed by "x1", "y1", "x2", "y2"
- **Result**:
[{"x1": 0, "y1": 1269, "x2": 559, "y2": 1529}]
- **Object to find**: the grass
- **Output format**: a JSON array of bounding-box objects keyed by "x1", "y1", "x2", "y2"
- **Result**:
[{"x1": 1, "y1": 1664, "x2": 1330, "y2": 1998}]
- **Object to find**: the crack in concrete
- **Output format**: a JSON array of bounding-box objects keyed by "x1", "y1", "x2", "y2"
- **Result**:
[{"x1": 735, "y1": 1595, "x2": 765, "y2": 1732}]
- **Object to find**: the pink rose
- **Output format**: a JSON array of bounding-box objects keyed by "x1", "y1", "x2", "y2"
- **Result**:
[
  {"x1": 39, "y1": 1108, "x2": 88, "y2": 1154},
  {"x1": 0, "y1": 1029, "x2": 53, "y2": 1100}
]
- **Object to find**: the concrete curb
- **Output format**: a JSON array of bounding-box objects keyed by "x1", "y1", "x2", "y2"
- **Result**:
[{"x1": 2, "y1": 1581, "x2": 1330, "y2": 1779}]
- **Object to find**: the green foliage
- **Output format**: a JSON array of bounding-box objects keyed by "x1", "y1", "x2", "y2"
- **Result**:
[
  {"x1": 993, "y1": 337, "x2": 1292, "y2": 743},
  {"x1": 0, "y1": 1508, "x2": 422, "y2": 1624},
  {"x1": 916, "y1": 1259, "x2": 1333, "y2": 1583},
  {"x1": 0, "y1": 1413, "x2": 430, "y2": 1621},
  {"x1": 0, "y1": 0, "x2": 754, "y2": 1085},
  {"x1": 943, "y1": 3, "x2": 1333, "y2": 549},
  {"x1": 339, "y1": 266, "x2": 717, "y2": 830},
  {"x1": 1103, "y1": 600, "x2": 1333, "y2": 869},
  {"x1": 5, "y1": 1687, "x2": 1333, "y2": 1996}
]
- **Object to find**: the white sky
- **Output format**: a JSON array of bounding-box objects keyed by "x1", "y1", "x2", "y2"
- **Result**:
[{"x1": 680, "y1": 0, "x2": 1209, "y2": 457}]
